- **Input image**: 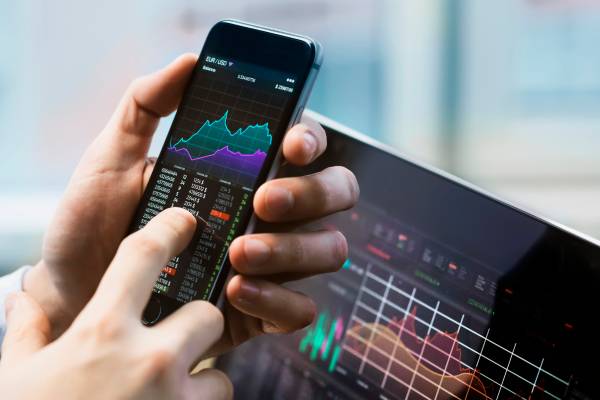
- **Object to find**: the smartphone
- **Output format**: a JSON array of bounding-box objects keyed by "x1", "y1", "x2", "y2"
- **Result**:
[{"x1": 129, "y1": 20, "x2": 322, "y2": 325}]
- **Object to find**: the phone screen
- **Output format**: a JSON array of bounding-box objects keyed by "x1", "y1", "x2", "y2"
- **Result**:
[{"x1": 131, "y1": 22, "x2": 319, "y2": 321}]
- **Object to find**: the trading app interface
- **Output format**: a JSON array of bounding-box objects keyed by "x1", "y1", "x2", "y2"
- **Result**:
[
  {"x1": 217, "y1": 130, "x2": 598, "y2": 399},
  {"x1": 131, "y1": 55, "x2": 297, "y2": 303}
]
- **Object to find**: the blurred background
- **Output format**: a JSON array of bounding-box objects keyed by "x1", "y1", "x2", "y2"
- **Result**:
[{"x1": 1, "y1": 0, "x2": 599, "y2": 273}]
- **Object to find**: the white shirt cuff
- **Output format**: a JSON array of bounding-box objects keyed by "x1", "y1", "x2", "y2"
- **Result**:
[{"x1": 0, "y1": 266, "x2": 32, "y2": 346}]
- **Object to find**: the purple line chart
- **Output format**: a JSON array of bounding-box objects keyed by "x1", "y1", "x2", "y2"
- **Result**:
[{"x1": 166, "y1": 111, "x2": 272, "y2": 187}]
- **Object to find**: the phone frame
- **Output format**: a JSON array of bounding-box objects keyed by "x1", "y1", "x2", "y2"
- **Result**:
[{"x1": 135, "y1": 19, "x2": 323, "y2": 324}]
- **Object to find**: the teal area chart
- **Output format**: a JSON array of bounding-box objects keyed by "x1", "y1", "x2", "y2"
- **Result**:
[{"x1": 167, "y1": 111, "x2": 272, "y2": 188}]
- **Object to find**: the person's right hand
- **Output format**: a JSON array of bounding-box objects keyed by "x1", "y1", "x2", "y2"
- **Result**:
[{"x1": 0, "y1": 208, "x2": 232, "y2": 400}]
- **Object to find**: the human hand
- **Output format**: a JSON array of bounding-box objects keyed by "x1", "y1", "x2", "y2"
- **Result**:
[
  {"x1": 25, "y1": 54, "x2": 359, "y2": 350},
  {"x1": 1, "y1": 208, "x2": 232, "y2": 400}
]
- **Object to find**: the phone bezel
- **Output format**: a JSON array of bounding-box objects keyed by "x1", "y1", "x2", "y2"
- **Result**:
[{"x1": 136, "y1": 20, "x2": 322, "y2": 324}]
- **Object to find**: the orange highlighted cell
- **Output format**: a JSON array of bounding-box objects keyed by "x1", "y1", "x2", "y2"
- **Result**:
[
  {"x1": 210, "y1": 209, "x2": 231, "y2": 221},
  {"x1": 162, "y1": 266, "x2": 177, "y2": 276}
]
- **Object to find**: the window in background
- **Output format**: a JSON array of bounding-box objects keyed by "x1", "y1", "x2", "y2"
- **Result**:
[
  {"x1": 1, "y1": 0, "x2": 598, "y2": 272},
  {"x1": 0, "y1": 0, "x2": 384, "y2": 272},
  {"x1": 455, "y1": 0, "x2": 600, "y2": 238}
]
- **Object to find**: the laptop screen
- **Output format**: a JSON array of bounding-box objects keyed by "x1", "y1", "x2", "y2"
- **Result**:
[{"x1": 216, "y1": 118, "x2": 599, "y2": 400}]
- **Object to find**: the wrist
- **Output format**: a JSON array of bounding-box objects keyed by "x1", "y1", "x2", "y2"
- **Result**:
[{"x1": 23, "y1": 261, "x2": 72, "y2": 338}]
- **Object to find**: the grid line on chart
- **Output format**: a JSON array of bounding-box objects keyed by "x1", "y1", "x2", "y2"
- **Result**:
[
  {"x1": 353, "y1": 286, "x2": 563, "y2": 400},
  {"x1": 359, "y1": 274, "x2": 394, "y2": 374},
  {"x1": 382, "y1": 287, "x2": 416, "y2": 387},
  {"x1": 186, "y1": 87, "x2": 286, "y2": 112},
  {"x1": 183, "y1": 84, "x2": 277, "y2": 129},
  {"x1": 530, "y1": 358, "x2": 544, "y2": 396},
  {"x1": 364, "y1": 269, "x2": 569, "y2": 387},
  {"x1": 495, "y1": 343, "x2": 517, "y2": 400},
  {"x1": 343, "y1": 342, "x2": 465, "y2": 400},
  {"x1": 181, "y1": 105, "x2": 280, "y2": 130},
  {"x1": 172, "y1": 77, "x2": 282, "y2": 186},
  {"x1": 464, "y1": 328, "x2": 489, "y2": 399},
  {"x1": 186, "y1": 81, "x2": 285, "y2": 131},
  {"x1": 341, "y1": 266, "x2": 566, "y2": 400},
  {"x1": 342, "y1": 323, "x2": 493, "y2": 400},
  {"x1": 171, "y1": 126, "x2": 269, "y2": 155},
  {"x1": 350, "y1": 308, "x2": 507, "y2": 398},
  {"x1": 346, "y1": 314, "x2": 526, "y2": 400},
  {"x1": 404, "y1": 300, "x2": 439, "y2": 400},
  {"x1": 433, "y1": 314, "x2": 464, "y2": 400}
]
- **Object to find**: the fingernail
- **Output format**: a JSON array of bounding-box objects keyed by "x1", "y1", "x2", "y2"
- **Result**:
[
  {"x1": 333, "y1": 231, "x2": 348, "y2": 266},
  {"x1": 238, "y1": 279, "x2": 261, "y2": 302},
  {"x1": 303, "y1": 130, "x2": 317, "y2": 157},
  {"x1": 265, "y1": 186, "x2": 294, "y2": 216},
  {"x1": 244, "y1": 239, "x2": 271, "y2": 267}
]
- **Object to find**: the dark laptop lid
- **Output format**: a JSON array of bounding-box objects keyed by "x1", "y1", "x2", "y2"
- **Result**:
[{"x1": 216, "y1": 112, "x2": 600, "y2": 400}]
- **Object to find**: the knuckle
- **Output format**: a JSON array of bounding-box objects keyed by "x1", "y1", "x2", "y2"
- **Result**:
[
  {"x1": 197, "y1": 301, "x2": 225, "y2": 336},
  {"x1": 143, "y1": 347, "x2": 178, "y2": 382},
  {"x1": 285, "y1": 235, "x2": 306, "y2": 266},
  {"x1": 270, "y1": 295, "x2": 316, "y2": 334},
  {"x1": 78, "y1": 312, "x2": 125, "y2": 343},
  {"x1": 295, "y1": 297, "x2": 317, "y2": 330},
  {"x1": 311, "y1": 171, "x2": 334, "y2": 210},
  {"x1": 134, "y1": 234, "x2": 168, "y2": 259}
]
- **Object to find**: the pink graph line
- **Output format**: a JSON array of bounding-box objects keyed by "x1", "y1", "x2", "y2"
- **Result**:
[
  {"x1": 170, "y1": 110, "x2": 272, "y2": 149},
  {"x1": 319, "y1": 317, "x2": 345, "y2": 357},
  {"x1": 335, "y1": 317, "x2": 344, "y2": 341},
  {"x1": 168, "y1": 145, "x2": 267, "y2": 162}
]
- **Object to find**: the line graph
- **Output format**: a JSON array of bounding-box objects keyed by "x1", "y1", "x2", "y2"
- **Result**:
[
  {"x1": 337, "y1": 262, "x2": 571, "y2": 400},
  {"x1": 170, "y1": 110, "x2": 272, "y2": 157},
  {"x1": 167, "y1": 111, "x2": 272, "y2": 187}
]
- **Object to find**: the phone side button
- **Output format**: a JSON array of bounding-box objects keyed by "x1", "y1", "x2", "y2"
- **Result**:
[
  {"x1": 142, "y1": 297, "x2": 162, "y2": 326},
  {"x1": 292, "y1": 106, "x2": 304, "y2": 125}
]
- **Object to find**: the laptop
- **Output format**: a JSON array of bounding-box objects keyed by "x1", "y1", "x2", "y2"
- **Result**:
[{"x1": 215, "y1": 111, "x2": 599, "y2": 400}]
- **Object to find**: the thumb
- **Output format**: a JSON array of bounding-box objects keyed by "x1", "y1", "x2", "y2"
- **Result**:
[{"x1": 1, "y1": 292, "x2": 51, "y2": 366}]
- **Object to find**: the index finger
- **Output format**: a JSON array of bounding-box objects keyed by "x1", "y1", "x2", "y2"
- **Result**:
[
  {"x1": 93, "y1": 207, "x2": 197, "y2": 313},
  {"x1": 98, "y1": 53, "x2": 198, "y2": 165}
]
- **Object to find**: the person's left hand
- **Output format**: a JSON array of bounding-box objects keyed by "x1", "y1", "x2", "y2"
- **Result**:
[{"x1": 25, "y1": 54, "x2": 359, "y2": 354}]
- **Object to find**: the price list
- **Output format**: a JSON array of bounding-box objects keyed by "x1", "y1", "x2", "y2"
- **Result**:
[{"x1": 138, "y1": 165, "x2": 250, "y2": 302}]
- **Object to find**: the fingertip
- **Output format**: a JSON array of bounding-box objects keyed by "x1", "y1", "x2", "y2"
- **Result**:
[
  {"x1": 343, "y1": 167, "x2": 360, "y2": 205},
  {"x1": 168, "y1": 206, "x2": 197, "y2": 228},
  {"x1": 225, "y1": 275, "x2": 243, "y2": 302},
  {"x1": 253, "y1": 183, "x2": 294, "y2": 222},
  {"x1": 165, "y1": 52, "x2": 198, "y2": 72},
  {"x1": 229, "y1": 236, "x2": 272, "y2": 274},
  {"x1": 177, "y1": 52, "x2": 199, "y2": 63},
  {"x1": 328, "y1": 166, "x2": 360, "y2": 208},
  {"x1": 304, "y1": 296, "x2": 317, "y2": 327},
  {"x1": 333, "y1": 230, "x2": 349, "y2": 268},
  {"x1": 228, "y1": 238, "x2": 246, "y2": 270}
]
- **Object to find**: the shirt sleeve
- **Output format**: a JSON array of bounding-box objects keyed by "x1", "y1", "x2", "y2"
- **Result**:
[{"x1": 0, "y1": 266, "x2": 32, "y2": 345}]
